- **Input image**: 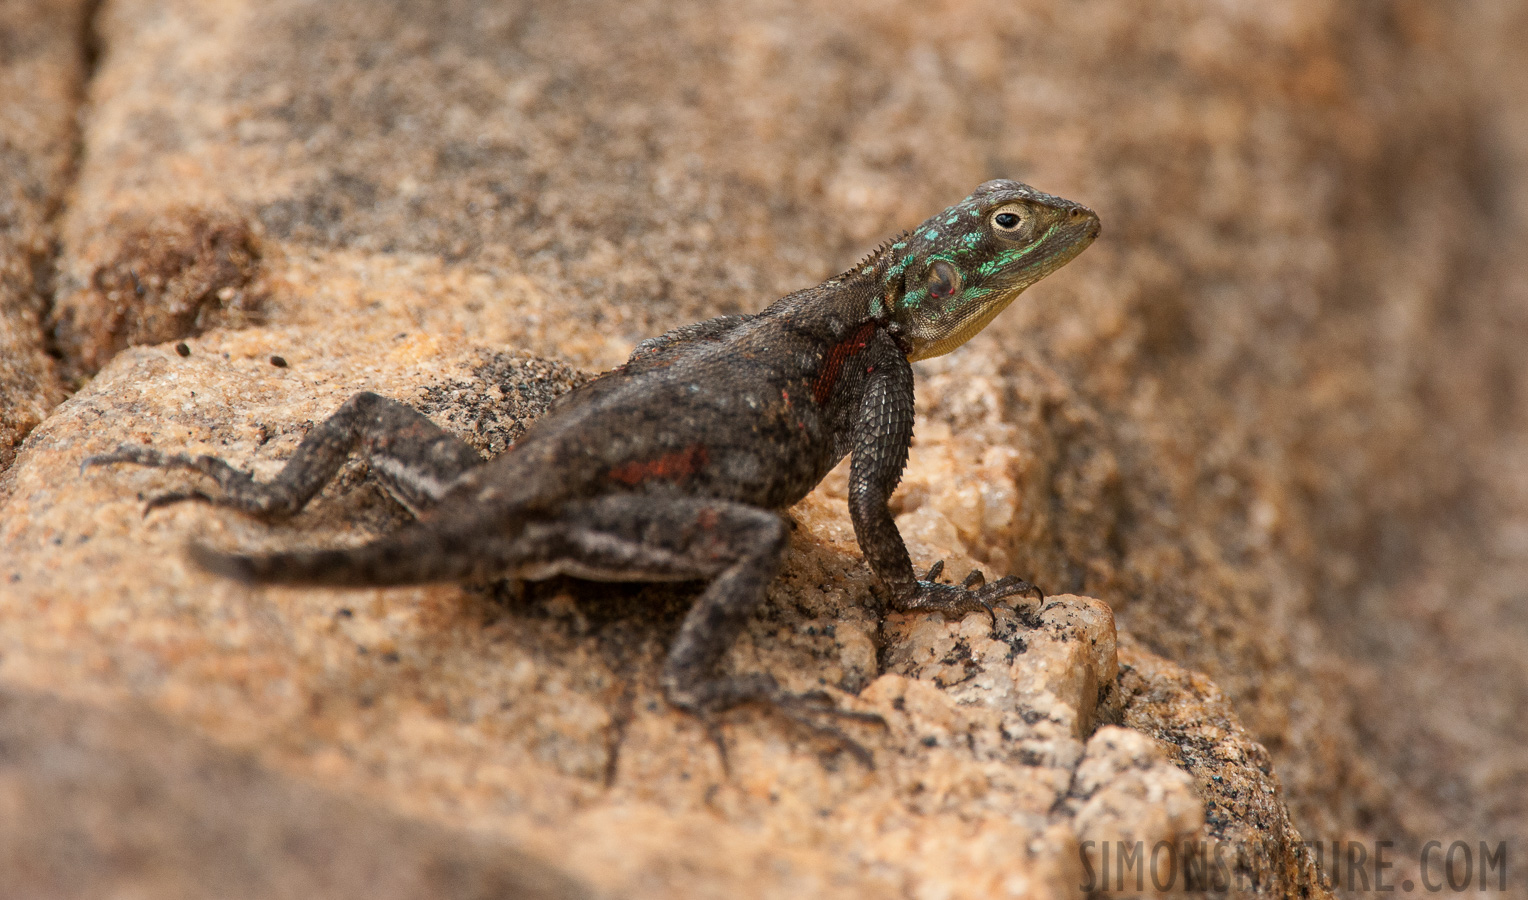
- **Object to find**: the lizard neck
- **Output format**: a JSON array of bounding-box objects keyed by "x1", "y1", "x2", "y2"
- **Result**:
[{"x1": 761, "y1": 241, "x2": 901, "y2": 339}]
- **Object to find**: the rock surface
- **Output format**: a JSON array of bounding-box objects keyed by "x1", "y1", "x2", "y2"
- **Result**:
[
  {"x1": 0, "y1": 685, "x2": 588, "y2": 900},
  {"x1": 0, "y1": 0, "x2": 82, "y2": 465},
  {"x1": 0, "y1": 332, "x2": 1317, "y2": 896},
  {"x1": 3, "y1": 0, "x2": 1527, "y2": 896}
]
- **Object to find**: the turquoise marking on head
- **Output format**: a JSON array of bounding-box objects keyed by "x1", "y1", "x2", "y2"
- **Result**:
[
  {"x1": 874, "y1": 179, "x2": 1100, "y2": 361},
  {"x1": 976, "y1": 247, "x2": 1029, "y2": 279},
  {"x1": 899, "y1": 284, "x2": 930, "y2": 311}
]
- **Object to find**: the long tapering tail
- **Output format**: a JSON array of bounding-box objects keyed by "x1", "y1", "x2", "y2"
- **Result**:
[{"x1": 187, "y1": 522, "x2": 515, "y2": 587}]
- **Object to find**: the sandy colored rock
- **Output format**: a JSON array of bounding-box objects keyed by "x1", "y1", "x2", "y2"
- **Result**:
[
  {"x1": 1117, "y1": 639, "x2": 1326, "y2": 895},
  {"x1": 0, "y1": 0, "x2": 84, "y2": 466},
  {"x1": 1068, "y1": 726, "x2": 1204, "y2": 890},
  {"x1": 49, "y1": 209, "x2": 262, "y2": 375},
  {"x1": 4, "y1": 0, "x2": 1527, "y2": 895},
  {"x1": 2, "y1": 329, "x2": 1324, "y2": 896},
  {"x1": 0, "y1": 685, "x2": 589, "y2": 900}
]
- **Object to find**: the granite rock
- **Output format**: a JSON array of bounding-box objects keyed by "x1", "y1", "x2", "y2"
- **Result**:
[
  {"x1": 0, "y1": 0, "x2": 83, "y2": 465},
  {"x1": 2, "y1": 330, "x2": 1321, "y2": 896},
  {"x1": 0, "y1": 684, "x2": 589, "y2": 900},
  {"x1": 4, "y1": 0, "x2": 1527, "y2": 895}
]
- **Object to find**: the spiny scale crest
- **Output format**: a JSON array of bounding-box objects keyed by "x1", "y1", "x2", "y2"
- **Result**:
[{"x1": 850, "y1": 231, "x2": 910, "y2": 278}]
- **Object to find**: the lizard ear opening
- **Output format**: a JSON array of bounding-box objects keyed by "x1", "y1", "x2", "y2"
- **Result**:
[{"x1": 926, "y1": 259, "x2": 961, "y2": 301}]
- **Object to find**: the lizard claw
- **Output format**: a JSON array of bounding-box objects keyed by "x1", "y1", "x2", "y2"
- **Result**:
[
  {"x1": 892, "y1": 562, "x2": 1046, "y2": 627},
  {"x1": 670, "y1": 674, "x2": 884, "y2": 770},
  {"x1": 143, "y1": 490, "x2": 214, "y2": 515},
  {"x1": 767, "y1": 692, "x2": 885, "y2": 769},
  {"x1": 83, "y1": 445, "x2": 248, "y2": 481},
  {"x1": 82, "y1": 446, "x2": 168, "y2": 474},
  {"x1": 899, "y1": 580, "x2": 998, "y2": 626},
  {"x1": 773, "y1": 690, "x2": 887, "y2": 728},
  {"x1": 919, "y1": 560, "x2": 996, "y2": 593},
  {"x1": 701, "y1": 715, "x2": 733, "y2": 776},
  {"x1": 83, "y1": 448, "x2": 224, "y2": 516},
  {"x1": 984, "y1": 574, "x2": 1044, "y2": 604},
  {"x1": 84, "y1": 444, "x2": 290, "y2": 518}
]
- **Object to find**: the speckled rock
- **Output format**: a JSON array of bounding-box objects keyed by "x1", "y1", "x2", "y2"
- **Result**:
[
  {"x1": 1117, "y1": 639, "x2": 1326, "y2": 894},
  {"x1": 1, "y1": 330, "x2": 1320, "y2": 896},
  {"x1": 0, "y1": 685, "x2": 589, "y2": 900},
  {"x1": 4, "y1": 0, "x2": 1528, "y2": 896},
  {"x1": 0, "y1": 0, "x2": 83, "y2": 465}
]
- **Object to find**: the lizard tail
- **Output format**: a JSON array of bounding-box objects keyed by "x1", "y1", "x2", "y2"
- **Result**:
[{"x1": 187, "y1": 522, "x2": 513, "y2": 587}]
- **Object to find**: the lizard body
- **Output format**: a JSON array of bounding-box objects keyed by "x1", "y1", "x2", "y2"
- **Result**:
[{"x1": 89, "y1": 180, "x2": 1098, "y2": 729}]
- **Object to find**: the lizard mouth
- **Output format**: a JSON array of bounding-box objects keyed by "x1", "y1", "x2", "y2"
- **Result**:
[
  {"x1": 992, "y1": 205, "x2": 1100, "y2": 293},
  {"x1": 1081, "y1": 207, "x2": 1102, "y2": 240},
  {"x1": 902, "y1": 203, "x2": 1099, "y2": 362}
]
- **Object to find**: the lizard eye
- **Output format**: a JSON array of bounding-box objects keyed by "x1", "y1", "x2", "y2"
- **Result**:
[
  {"x1": 989, "y1": 204, "x2": 1031, "y2": 239},
  {"x1": 926, "y1": 259, "x2": 961, "y2": 300}
]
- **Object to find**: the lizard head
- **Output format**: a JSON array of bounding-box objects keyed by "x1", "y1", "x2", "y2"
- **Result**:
[{"x1": 878, "y1": 179, "x2": 1100, "y2": 361}]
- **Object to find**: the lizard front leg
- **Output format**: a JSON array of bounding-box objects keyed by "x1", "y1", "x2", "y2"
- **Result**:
[
  {"x1": 847, "y1": 334, "x2": 1042, "y2": 622},
  {"x1": 84, "y1": 391, "x2": 484, "y2": 519}
]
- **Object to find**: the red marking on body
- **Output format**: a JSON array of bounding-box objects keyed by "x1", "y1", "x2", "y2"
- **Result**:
[
  {"x1": 608, "y1": 444, "x2": 710, "y2": 486},
  {"x1": 813, "y1": 322, "x2": 878, "y2": 405}
]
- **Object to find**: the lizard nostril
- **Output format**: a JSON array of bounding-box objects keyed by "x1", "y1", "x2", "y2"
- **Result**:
[{"x1": 1068, "y1": 206, "x2": 1101, "y2": 237}]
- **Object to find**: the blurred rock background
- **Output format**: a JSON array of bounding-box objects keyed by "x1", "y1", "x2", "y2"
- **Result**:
[{"x1": 2, "y1": 0, "x2": 1525, "y2": 896}]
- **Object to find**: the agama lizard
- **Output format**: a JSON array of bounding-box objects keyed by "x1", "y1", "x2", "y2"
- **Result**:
[{"x1": 87, "y1": 179, "x2": 1099, "y2": 742}]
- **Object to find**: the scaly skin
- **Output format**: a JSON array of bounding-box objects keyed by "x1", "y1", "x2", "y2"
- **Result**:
[{"x1": 87, "y1": 180, "x2": 1100, "y2": 761}]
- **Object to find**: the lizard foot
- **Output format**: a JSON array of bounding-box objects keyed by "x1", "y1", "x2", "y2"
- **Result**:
[
  {"x1": 673, "y1": 674, "x2": 885, "y2": 771},
  {"x1": 83, "y1": 445, "x2": 246, "y2": 479},
  {"x1": 83, "y1": 445, "x2": 291, "y2": 517},
  {"x1": 141, "y1": 490, "x2": 218, "y2": 515},
  {"x1": 767, "y1": 690, "x2": 885, "y2": 770},
  {"x1": 890, "y1": 560, "x2": 1045, "y2": 627}
]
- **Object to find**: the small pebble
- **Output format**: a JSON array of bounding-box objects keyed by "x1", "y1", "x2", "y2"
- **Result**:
[
  {"x1": 270, "y1": 355, "x2": 288, "y2": 368},
  {"x1": 174, "y1": 342, "x2": 191, "y2": 357}
]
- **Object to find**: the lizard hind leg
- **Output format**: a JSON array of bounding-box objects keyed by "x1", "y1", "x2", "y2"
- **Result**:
[
  {"x1": 584, "y1": 497, "x2": 887, "y2": 767},
  {"x1": 84, "y1": 391, "x2": 484, "y2": 519},
  {"x1": 498, "y1": 495, "x2": 887, "y2": 768}
]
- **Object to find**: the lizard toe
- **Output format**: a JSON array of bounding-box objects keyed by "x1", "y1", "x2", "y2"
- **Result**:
[
  {"x1": 81, "y1": 445, "x2": 172, "y2": 473},
  {"x1": 764, "y1": 694, "x2": 883, "y2": 769},
  {"x1": 979, "y1": 575, "x2": 1044, "y2": 603},
  {"x1": 144, "y1": 490, "x2": 214, "y2": 515}
]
